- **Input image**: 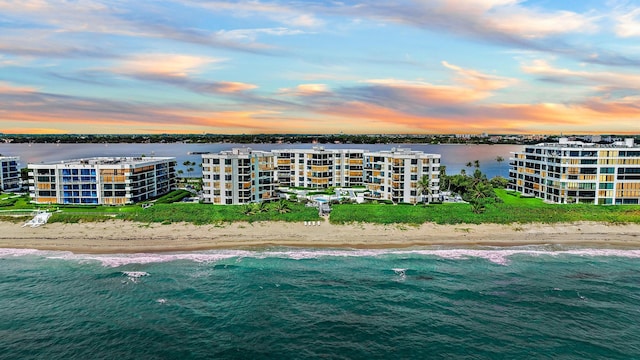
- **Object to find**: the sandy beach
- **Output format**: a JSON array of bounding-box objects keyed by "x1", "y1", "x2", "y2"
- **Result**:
[{"x1": 1, "y1": 220, "x2": 640, "y2": 253}]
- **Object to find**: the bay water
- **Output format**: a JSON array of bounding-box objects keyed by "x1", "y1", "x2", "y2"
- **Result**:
[{"x1": 0, "y1": 143, "x2": 520, "y2": 179}]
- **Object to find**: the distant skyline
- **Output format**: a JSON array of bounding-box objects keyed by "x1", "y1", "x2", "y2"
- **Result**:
[{"x1": 1, "y1": 0, "x2": 640, "y2": 135}]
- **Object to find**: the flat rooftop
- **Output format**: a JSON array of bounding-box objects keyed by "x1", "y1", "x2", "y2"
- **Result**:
[
  {"x1": 37, "y1": 156, "x2": 175, "y2": 166},
  {"x1": 532, "y1": 138, "x2": 637, "y2": 149}
]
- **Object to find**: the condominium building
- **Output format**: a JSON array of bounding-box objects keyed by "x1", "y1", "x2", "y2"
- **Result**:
[
  {"x1": 28, "y1": 157, "x2": 176, "y2": 205},
  {"x1": 271, "y1": 147, "x2": 364, "y2": 188},
  {"x1": 0, "y1": 156, "x2": 21, "y2": 191},
  {"x1": 364, "y1": 148, "x2": 441, "y2": 204},
  {"x1": 201, "y1": 148, "x2": 277, "y2": 205},
  {"x1": 509, "y1": 138, "x2": 640, "y2": 205},
  {"x1": 201, "y1": 147, "x2": 441, "y2": 205}
]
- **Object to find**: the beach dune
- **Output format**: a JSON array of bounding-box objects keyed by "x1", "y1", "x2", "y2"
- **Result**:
[{"x1": 1, "y1": 220, "x2": 640, "y2": 253}]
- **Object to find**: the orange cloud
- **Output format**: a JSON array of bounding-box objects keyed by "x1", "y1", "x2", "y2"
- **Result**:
[
  {"x1": 1, "y1": 127, "x2": 68, "y2": 135},
  {"x1": 113, "y1": 54, "x2": 222, "y2": 78},
  {"x1": 521, "y1": 59, "x2": 640, "y2": 91},
  {"x1": 441, "y1": 61, "x2": 516, "y2": 92},
  {"x1": 0, "y1": 81, "x2": 38, "y2": 94},
  {"x1": 279, "y1": 83, "x2": 330, "y2": 96}
]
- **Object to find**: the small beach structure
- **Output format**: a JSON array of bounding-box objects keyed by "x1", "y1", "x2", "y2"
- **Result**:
[{"x1": 22, "y1": 210, "x2": 51, "y2": 227}]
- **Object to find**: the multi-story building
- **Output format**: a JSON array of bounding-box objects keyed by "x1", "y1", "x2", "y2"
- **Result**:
[
  {"x1": 28, "y1": 157, "x2": 176, "y2": 205},
  {"x1": 271, "y1": 147, "x2": 364, "y2": 188},
  {"x1": 201, "y1": 148, "x2": 277, "y2": 205},
  {"x1": 364, "y1": 148, "x2": 440, "y2": 204},
  {"x1": 509, "y1": 138, "x2": 640, "y2": 205},
  {"x1": 202, "y1": 147, "x2": 441, "y2": 205},
  {"x1": 0, "y1": 156, "x2": 21, "y2": 191}
]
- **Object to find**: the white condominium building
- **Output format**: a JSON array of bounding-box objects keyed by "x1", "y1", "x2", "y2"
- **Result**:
[
  {"x1": 201, "y1": 148, "x2": 277, "y2": 205},
  {"x1": 271, "y1": 147, "x2": 364, "y2": 188},
  {"x1": 202, "y1": 147, "x2": 441, "y2": 205},
  {"x1": 28, "y1": 157, "x2": 176, "y2": 205},
  {"x1": 364, "y1": 148, "x2": 441, "y2": 204},
  {"x1": 0, "y1": 156, "x2": 21, "y2": 191},
  {"x1": 509, "y1": 138, "x2": 640, "y2": 205}
]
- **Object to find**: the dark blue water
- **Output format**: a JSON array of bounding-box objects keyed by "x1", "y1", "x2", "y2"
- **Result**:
[
  {"x1": 0, "y1": 143, "x2": 519, "y2": 178},
  {"x1": 2, "y1": 247, "x2": 640, "y2": 359}
]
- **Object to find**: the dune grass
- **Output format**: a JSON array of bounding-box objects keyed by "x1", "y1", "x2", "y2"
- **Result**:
[{"x1": 117, "y1": 202, "x2": 321, "y2": 225}]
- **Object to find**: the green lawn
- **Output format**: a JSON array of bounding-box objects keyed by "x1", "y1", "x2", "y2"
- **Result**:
[
  {"x1": 330, "y1": 189, "x2": 640, "y2": 225},
  {"x1": 0, "y1": 193, "x2": 33, "y2": 209},
  {"x1": 4, "y1": 189, "x2": 640, "y2": 225}
]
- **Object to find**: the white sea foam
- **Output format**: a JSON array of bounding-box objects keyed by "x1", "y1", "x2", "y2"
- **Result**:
[
  {"x1": 4, "y1": 246, "x2": 640, "y2": 267},
  {"x1": 392, "y1": 268, "x2": 407, "y2": 281},
  {"x1": 122, "y1": 271, "x2": 149, "y2": 278},
  {"x1": 0, "y1": 248, "x2": 72, "y2": 258},
  {"x1": 122, "y1": 271, "x2": 149, "y2": 283},
  {"x1": 44, "y1": 251, "x2": 255, "y2": 267}
]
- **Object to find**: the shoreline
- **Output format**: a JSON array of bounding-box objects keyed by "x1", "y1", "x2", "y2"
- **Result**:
[{"x1": 1, "y1": 220, "x2": 640, "y2": 254}]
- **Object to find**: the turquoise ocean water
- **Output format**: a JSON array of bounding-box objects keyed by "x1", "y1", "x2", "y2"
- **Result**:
[{"x1": 2, "y1": 246, "x2": 640, "y2": 359}]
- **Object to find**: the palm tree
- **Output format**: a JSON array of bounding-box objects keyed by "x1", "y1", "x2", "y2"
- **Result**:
[
  {"x1": 495, "y1": 156, "x2": 504, "y2": 165},
  {"x1": 416, "y1": 174, "x2": 433, "y2": 204},
  {"x1": 274, "y1": 199, "x2": 291, "y2": 214},
  {"x1": 177, "y1": 169, "x2": 184, "y2": 185},
  {"x1": 242, "y1": 204, "x2": 254, "y2": 215},
  {"x1": 469, "y1": 181, "x2": 493, "y2": 214}
]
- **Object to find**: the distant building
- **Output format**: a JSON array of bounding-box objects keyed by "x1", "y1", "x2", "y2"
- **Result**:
[
  {"x1": 28, "y1": 157, "x2": 176, "y2": 205},
  {"x1": 0, "y1": 156, "x2": 21, "y2": 191},
  {"x1": 364, "y1": 148, "x2": 440, "y2": 204},
  {"x1": 201, "y1": 148, "x2": 277, "y2": 205},
  {"x1": 509, "y1": 138, "x2": 640, "y2": 205}
]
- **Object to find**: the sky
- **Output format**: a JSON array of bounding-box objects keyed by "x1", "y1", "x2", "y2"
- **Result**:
[{"x1": 1, "y1": 0, "x2": 640, "y2": 135}]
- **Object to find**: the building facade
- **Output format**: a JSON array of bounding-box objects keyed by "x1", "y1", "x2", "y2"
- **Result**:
[
  {"x1": 0, "y1": 156, "x2": 21, "y2": 191},
  {"x1": 364, "y1": 148, "x2": 440, "y2": 204},
  {"x1": 271, "y1": 147, "x2": 364, "y2": 189},
  {"x1": 509, "y1": 138, "x2": 640, "y2": 205},
  {"x1": 202, "y1": 147, "x2": 440, "y2": 205},
  {"x1": 201, "y1": 148, "x2": 277, "y2": 205},
  {"x1": 28, "y1": 157, "x2": 176, "y2": 205}
]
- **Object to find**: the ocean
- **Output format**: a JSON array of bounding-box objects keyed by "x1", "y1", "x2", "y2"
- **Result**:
[{"x1": 2, "y1": 246, "x2": 640, "y2": 359}]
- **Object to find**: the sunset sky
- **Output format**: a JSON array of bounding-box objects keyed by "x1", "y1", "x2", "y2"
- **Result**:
[{"x1": 1, "y1": 0, "x2": 640, "y2": 135}]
